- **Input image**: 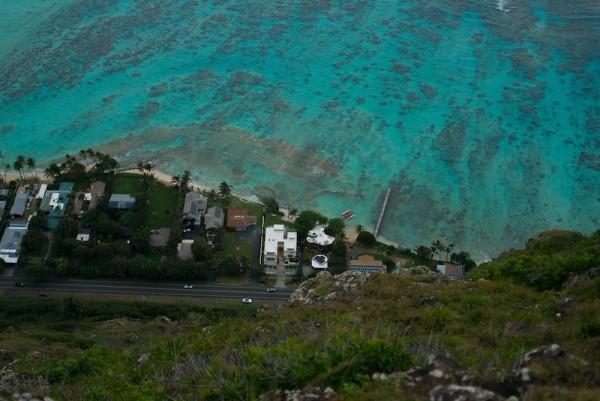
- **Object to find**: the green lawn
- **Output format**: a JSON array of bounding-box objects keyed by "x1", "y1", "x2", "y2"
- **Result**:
[
  {"x1": 220, "y1": 232, "x2": 252, "y2": 261},
  {"x1": 147, "y1": 183, "x2": 180, "y2": 228},
  {"x1": 112, "y1": 174, "x2": 180, "y2": 229},
  {"x1": 111, "y1": 174, "x2": 145, "y2": 195},
  {"x1": 264, "y1": 213, "x2": 288, "y2": 227}
]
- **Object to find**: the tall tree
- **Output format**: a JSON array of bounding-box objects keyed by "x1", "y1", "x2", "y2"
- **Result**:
[
  {"x1": 13, "y1": 155, "x2": 25, "y2": 179},
  {"x1": 26, "y1": 157, "x2": 36, "y2": 177},
  {"x1": 44, "y1": 163, "x2": 62, "y2": 180},
  {"x1": 355, "y1": 224, "x2": 364, "y2": 233},
  {"x1": 219, "y1": 181, "x2": 231, "y2": 197},
  {"x1": 3, "y1": 163, "x2": 10, "y2": 182},
  {"x1": 180, "y1": 170, "x2": 191, "y2": 192}
]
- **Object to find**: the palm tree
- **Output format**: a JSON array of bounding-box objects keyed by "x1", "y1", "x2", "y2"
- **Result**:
[
  {"x1": 289, "y1": 208, "x2": 298, "y2": 220},
  {"x1": 219, "y1": 181, "x2": 231, "y2": 197},
  {"x1": 143, "y1": 162, "x2": 153, "y2": 177},
  {"x1": 445, "y1": 243, "x2": 455, "y2": 262},
  {"x1": 26, "y1": 157, "x2": 36, "y2": 177},
  {"x1": 355, "y1": 224, "x2": 364, "y2": 233},
  {"x1": 3, "y1": 163, "x2": 9, "y2": 182},
  {"x1": 13, "y1": 155, "x2": 25, "y2": 179},
  {"x1": 180, "y1": 170, "x2": 191, "y2": 192},
  {"x1": 44, "y1": 163, "x2": 62, "y2": 180}
]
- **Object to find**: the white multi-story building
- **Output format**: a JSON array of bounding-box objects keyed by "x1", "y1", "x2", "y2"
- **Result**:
[{"x1": 263, "y1": 224, "x2": 297, "y2": 266}]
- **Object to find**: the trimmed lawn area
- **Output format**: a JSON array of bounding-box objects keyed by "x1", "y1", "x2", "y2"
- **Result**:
[
  {"x1": 111, "y1": 174, "x2": 145, "y2": 195},
  {"x1": 264, "y1": 213, "x2": 288, "y2": 227},
  {"x1": 112, "y1": 174, "x2": 180, "y2": 229},
  {"x1": 220, "y1": 232, "x2": 252, "y2": 261},
  {"x1": 147, "y1": 183, "x2": 179, "y2": 228}
]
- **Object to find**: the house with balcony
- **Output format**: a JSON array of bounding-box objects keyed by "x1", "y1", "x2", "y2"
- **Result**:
[
  {"x1": 306, "y1": 225, "x2": 335, "y2": 247},
  {"x1": 349, "y1": 254, "x2": 387, "y2": 274},
  {"x1": 263, "y1": 224, "x2": 297, "y2": 267}
]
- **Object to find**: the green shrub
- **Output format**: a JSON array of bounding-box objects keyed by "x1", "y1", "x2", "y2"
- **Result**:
[
  {"x1": 356, "y1": 231, "x2": 376, "y2": 247},
  {"x1": 469, "y1": 231, "x2": 600, "y2": 290}
]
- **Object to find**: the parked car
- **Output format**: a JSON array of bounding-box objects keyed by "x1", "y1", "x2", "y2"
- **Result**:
[
  {"x1": 266, "y1": 288, "x2": 277, "y2": 293},
  {"x1": 38, "y1": 292, "x2": 49, "y2": 297},
  {"x1": 14, "y1": 282, "x2": 25, "y2": 288},
  {"x1": 241, "y1": 298, "x2": 253, "y2": 304},
  {"x1": 183, "y1": 284, "x2": 193, "y2": 289}
]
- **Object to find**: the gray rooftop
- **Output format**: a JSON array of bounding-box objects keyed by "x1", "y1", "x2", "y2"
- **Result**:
[
  {"x1": 183, "y1": 192, "x2": 207, "y2": 215},
  {"x1": 9, "y1": 192, "x2": 29, "y2": 216},
  {"x1": 109, "y1": 194, "x2": 136, "y2": 202},
  {"x1": 0, "y1": 224, "x2": 27, "y2": 251}
]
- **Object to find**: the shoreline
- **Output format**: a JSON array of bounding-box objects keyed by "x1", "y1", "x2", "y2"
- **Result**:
[{"x1": 2, "y1": 167, "x2": 369, "y2": 247}]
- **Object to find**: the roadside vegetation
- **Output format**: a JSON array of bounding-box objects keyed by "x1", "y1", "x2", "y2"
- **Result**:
[{"x1": 1, "y1": 265, "x2": 598, "y2": 400}]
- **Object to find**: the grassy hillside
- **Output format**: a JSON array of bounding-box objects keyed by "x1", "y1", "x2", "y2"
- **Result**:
[
  {"x1": 1, "y1": 271, "x2": 599, "y2": 401},
  {"x1": 469, "y1": 230, "x2": 600, "y2": 290}
]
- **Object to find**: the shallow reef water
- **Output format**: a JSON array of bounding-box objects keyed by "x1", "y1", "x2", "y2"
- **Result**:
[{"x1": 0, "y1": 0, "x2": 599, "y2": 259}]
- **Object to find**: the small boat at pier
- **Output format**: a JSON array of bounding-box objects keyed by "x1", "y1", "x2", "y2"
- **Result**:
[{"x1": 341, "y1": 209, "x2": 355, "y2": 220}]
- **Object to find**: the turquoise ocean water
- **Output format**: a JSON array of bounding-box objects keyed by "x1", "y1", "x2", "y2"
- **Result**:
[{"x1": 1, "y1": 0, "x2": 599, "y2": 259}]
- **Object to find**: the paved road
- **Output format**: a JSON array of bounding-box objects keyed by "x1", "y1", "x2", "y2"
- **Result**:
[{"x1": 0, "y1": 277, "x2": 292, "y2": 301}]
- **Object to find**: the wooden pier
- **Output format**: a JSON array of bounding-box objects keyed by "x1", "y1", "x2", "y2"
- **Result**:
[{"x1": 374, "y1": 188, "x2": 391, "y2": 237}]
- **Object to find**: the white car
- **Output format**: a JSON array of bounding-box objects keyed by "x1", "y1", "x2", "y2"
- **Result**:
[
  {"x1": 241, "y1": 298, "x2": 253, "y2": 304},
  {"x1": 183, "y1": 284, "x2": 193, "y2": 289},
  {"x1": 266, "y1": 288, "x2": 277, "y2": 293}
]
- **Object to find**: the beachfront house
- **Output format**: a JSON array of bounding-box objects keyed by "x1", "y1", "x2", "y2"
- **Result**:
[
  {"x1": 306, "y1": 225, "x2": 335, "y2": 247},
  {"x1": 226, "y1": 208, "x2": 257, "y2": 231},
  {"x1": 182, "y1": 192, "x2": 207, "y2": 228},
  {"x1": 39, "y1": 182, "x2": 74, "y2": 229},
  {"x1": 9, "y1": 191, "x2": 31, "y2": 218},
  {"x1": 75, "y1": 181, "x2": 106, "y2": 215},
  {"x1": 108, "y1": 194, "x2": 136, "y2": 210},
  {"x1": 436, "y1": 262, "x2": 465, "y2": 279},
  {"x1": 0, "y1": 188, "x2": 10, "y2": 201},
  {"x1": 263, "y1": 224, "x2": 297, "y2": 267},
  {"x1": 349, "y1": 255, "x2": 387, "y2": 274},
  {"x1": 204, "y1": 206, "x2": 224, "y2": 230},
  {"x1": 0, "y1": 221, "x2": 29, "y2": 264},
  {"x1": 35, "y1": 182, "x2": 48, "y2": 200}
]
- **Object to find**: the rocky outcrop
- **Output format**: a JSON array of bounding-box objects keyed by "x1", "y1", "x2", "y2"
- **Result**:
[
  {"x1": 0, "y1": 349, "x2": 54, "y2": 401},
  {"x1": 260, "y1": 386, "x2": 336, "y2": 401},
  {"x1": 429, "y1": 385, "x2": 506, "y2": 401},
  {"x1": 405, "y1": 356, "x2": 474, "y2": 392},
  {"x1": 563, "y1": 266, "x2": 600, "y2": 288},
  {"x1": 394, "y1": 266, "x2": 440, "y2": 277},
  {"x1": 289, "y1": 271, "x2": 368, "y2": 305}
]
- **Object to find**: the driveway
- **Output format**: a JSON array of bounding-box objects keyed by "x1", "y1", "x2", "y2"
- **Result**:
[
  {"x1": 233, "y1": 226, "x2": 261, "y2": 283},
  {"x1": 274, "y1": 264, "x2": 286, "y2": 288}
]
